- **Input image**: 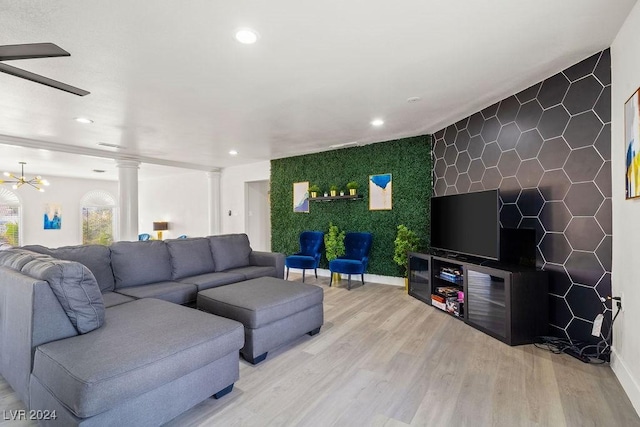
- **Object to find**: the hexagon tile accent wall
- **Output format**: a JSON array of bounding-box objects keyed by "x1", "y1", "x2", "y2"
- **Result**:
[{"x1": 432, "y1": 49, "x2": 612, "y2": 343}]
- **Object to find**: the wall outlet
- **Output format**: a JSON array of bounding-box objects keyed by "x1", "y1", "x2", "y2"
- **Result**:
[{"x1": 592, "y1": 313, "x2": 604, "y2": 337}]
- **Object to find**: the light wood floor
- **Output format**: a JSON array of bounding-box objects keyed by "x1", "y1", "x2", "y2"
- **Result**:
[{"x1": 2, "y1": 275, "x2": 639, "y2": 426}]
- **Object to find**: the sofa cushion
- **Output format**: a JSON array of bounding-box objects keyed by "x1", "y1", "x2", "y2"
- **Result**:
[
  {"x1": 166, "y1": 238, "x2": 216, "y2": 280},
  {"x1": 115, "y1": 281, "x2": 197, "y2": 305},
  {"x1": 32, "y1": 298, "x2": 244, "y2": 419},
  {"x1": 224, "y1": 265, "x2": 278, "y2": 280},
  {"x1": 329, "y1": 258, "x2": 367, "y2": 275},
  {"x1": 21, "y1": 258, "x2": 105, "y2": 334},
  {"x1": 285, "y1": 255, "x2": 317, "y2": 269},
  {"x1": 101, "y1": 291, "x2": 135, "y2": 308},
  {"x1": 209, "y1": 234, "x2": 252, "y2": 272},
  {"x1": 110, "y1": 241, "x2": 172, "y2": 288},
  {"x1": 178, "y1": 271, "x2": 246, "y2": 291},
  {"x1": 24, "y1": 244, "x2": 116, "y2": 292}
]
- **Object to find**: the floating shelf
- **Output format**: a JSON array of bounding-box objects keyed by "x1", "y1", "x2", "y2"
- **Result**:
[{"x1": 310, "y1": 194, "x2": 364, "y2": 202}]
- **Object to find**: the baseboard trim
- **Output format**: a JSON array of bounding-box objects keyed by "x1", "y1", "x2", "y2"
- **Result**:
[
  {"x1": 611, "y1": 348, "x2": 640, "y2": 417},
  {"x1": 315, "y1": 268, "x2": 404, "y2": 287}
]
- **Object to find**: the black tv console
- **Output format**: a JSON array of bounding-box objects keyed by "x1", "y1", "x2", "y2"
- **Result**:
[{"x1": 407, "y1": 252, "x2": 548, "y2": 346}]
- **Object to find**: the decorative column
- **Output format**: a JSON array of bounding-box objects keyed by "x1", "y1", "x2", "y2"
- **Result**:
[
  {"x1": 117, "y1": 160, "x2": 140, "y2": 241},
  {"x1": 206, "y1": 171, "x2": 221, "y2": 236}
]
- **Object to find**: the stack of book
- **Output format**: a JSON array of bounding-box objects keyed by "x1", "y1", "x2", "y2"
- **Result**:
[
  {"x1": 435, "y1": 286, "x2": 459, "y2": 297},
  {"x1": 439, "y1": 268, "x2": 463, "y2": 283},
  {"x1": 431, "y1": 294, "x2": 447, "y2": 311},
  {"x1": 446, "y1": 298, "x2": 463, "y2": 317},
  {"x1": 432, "y1": 286, "x2": 464, "y2": 317}
]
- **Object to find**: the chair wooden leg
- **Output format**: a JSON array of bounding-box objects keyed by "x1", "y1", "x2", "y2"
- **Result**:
[
  {"x1": 348, "y1": 274, "x2": 352, "y2": 290},
  {"x1": 315, "y1": 268, "x2": 318, "y2": 279},
  {"x1": 329, "y1": 272, "x2": 333, "y2": 287},
  {"x1": 302, "y1": 270, "x2": 306, "y2": 283},
  {"x1": 286, "y1": 267, "x2": 289, "y2": 280},
  {"x1": 361, "y1": 274, "x2": 365, "y2": 285}
]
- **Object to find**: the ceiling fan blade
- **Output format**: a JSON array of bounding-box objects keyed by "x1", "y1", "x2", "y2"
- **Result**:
[
  {"x1": 0, "y1": 62, "x2": 90, "y2": 96},
  {"x1": 0, "y1": 43, "x2": 70, "y2": 61}
]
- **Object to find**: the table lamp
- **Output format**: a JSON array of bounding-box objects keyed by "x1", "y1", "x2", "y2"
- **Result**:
[{"x1": 153, "y1": 221, "x2": 168, "y2": 240}]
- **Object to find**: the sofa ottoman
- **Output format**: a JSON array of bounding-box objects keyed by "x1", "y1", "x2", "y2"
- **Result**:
[{"x1": 197, "y1": 277, "x2": 323, "y2": 364}]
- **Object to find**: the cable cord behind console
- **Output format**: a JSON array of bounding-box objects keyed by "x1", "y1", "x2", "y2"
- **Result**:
[{"x1": 535, "y1": 296, "x2": 621, "y2": 364}]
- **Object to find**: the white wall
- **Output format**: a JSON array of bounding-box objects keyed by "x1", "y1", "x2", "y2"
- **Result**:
[
  {"x1": 138, "y1": 171, "x2": 210, "y2": 239},
  {"x1": 611, "y1": 2, "x2": 640, "y2": 415},
  {"x1": 245, "y1": 180, "x2": 271, "y2": 251},
  {"x1": 10, "y1": 162, "x2": 270, "y2": 247},
  {"x1": 220, "y1": 161, "x2": 271, "y2": 237},
  {"x1": 16, "y1": 175, "x2": 117, "y2": 247}
]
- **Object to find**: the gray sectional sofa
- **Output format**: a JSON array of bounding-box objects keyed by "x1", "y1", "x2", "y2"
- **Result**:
[{"x1": 0, "y1": 234, "x2": 284, "y2": 426}]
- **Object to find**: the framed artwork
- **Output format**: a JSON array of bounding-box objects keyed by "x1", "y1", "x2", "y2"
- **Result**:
[
  {"x1": 293, "y1": 181, "x2": 309, "y2": 213},
  {"x1": 626, "y1": 87, "x2": 640, "y2": 199},
  {"x1": 44, "y1": 203, "x2": 62, "y2": 229},
  {"x1": 369, "y1": 173, "x2": 392, "y2": 210}
]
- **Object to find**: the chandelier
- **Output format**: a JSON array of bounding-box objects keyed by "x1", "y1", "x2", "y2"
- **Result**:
[{"x1": 0, "y1": 162, "x2": 50, "y2": 192}]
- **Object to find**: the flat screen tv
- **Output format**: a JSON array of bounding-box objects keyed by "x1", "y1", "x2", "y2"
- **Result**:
[{"x1": 430, "y1": 189, "x2": 500, "y2": 260}]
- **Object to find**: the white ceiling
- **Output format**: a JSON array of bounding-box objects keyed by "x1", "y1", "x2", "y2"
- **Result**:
[{"x1": 0, "y1": 0, "x2": 636, "y2": 180}]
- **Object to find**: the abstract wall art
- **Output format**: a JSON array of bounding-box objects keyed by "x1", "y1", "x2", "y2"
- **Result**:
[
  {"x1": 369, "y1": 173, "x2": 392, "y2": 210},
  {"x1": 293, "y1": 181, "x2": 309, "y2": 213},
  {"x1": 43, "y1": 203, "x2": 62, "y2": 230},
  {"x1": 625, "y1": 87, "x2": 640, "y2": 199}
]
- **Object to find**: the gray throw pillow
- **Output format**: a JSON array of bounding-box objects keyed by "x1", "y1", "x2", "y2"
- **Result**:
[
  {"x1": 21, "y1": 258, "x2": 105, "y2": 334},
  {"x1": 24, "y1": 244, "x2": 116, "y2": 292},
  {"x1": 208, "y1": 234, "x2": 252, "y2": 272}
]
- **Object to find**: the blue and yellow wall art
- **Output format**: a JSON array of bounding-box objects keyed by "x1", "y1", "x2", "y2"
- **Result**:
[
  {"x1": 293, "y1": 181, "x2": 309, "y2": 213},
  {"x1": 369, "y1": 173, "x2": 392, "y2": 210},
  {"x1": 43, "y1": 203, "x2": 62, "y2": 230},
  {"x1": 626, "y1": 88, "x2": 640, "y2": 199}
]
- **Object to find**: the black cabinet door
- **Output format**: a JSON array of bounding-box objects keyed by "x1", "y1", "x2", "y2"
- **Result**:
[
  {"x1": 408, "y1": 253, "x2": 431, "y2": 304},
  {"x1": 465, "y1": 268, "x2": 510, "y2": 343}
]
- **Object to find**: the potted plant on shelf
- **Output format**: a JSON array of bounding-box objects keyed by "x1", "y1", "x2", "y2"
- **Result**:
[
  {"x1": 309, "y1": 184, "x2": 321, "y2": 198},
  {"x1": 346, "y1": 181, "x2": 359, "y2": 196},
  {"x1": 325, "y1": 222, "x2": 345, "y2": 282},
  {"x1": 393, "y1": 224, "x2": 420, "y2": 292},
  {"x1": 330, "y1": 185, "x2": 339, "y2": 197}
]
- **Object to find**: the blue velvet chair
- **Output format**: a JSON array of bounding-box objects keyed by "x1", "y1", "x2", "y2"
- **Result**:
[
  {"x1": 329, "y1": 232, "x2": 373, "y2": 290},
  {"x1": 138, "y1": 233, "x2": 151, "y2": 241},
  {"x1": 285, "y1": 231, "x2": 324, "y2": 283}
]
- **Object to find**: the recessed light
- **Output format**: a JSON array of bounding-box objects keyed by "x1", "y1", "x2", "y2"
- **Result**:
[
  {"x1": 98, "y1": 142, "x2": 124, "y2": 149},
  {"x1": 229, "y1": 150, "x2": 238, "y2": 156},
  {"x1": 329, "y1": 141, "x2": 359, "y2": 149},
  {"x1": 92, "y1": 169, "x2": 106, "y2": 173},
  {"x1": 371, "y1": 119, "x2": 384, "y2": 127},
  {"x1": 235, "y1": 28, "x2": 259, "y2": 44},
  {"x1": 407, "y1": 96, "x2": 422, "y2": 103},
  {"x1": 74, "y1": 117, "x2": 93, "y2": 124}
]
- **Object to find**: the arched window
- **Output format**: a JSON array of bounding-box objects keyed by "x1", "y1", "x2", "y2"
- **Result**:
[
  {"x1": 80, "y1": 190, "x2": 117, "y2": 245},
  {"x1": 0, "y1": 188, "x2": 21, "y2": 246}
]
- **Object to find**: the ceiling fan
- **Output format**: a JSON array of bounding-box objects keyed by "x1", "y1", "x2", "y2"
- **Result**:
[{"x1": 0, "y1": 42, "x2": 90, "y2": 96}]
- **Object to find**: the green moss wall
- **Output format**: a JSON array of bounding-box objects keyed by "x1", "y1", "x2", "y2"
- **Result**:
[{"x1": 271, "y1": 135, "x2": 432, "y2": 277}]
